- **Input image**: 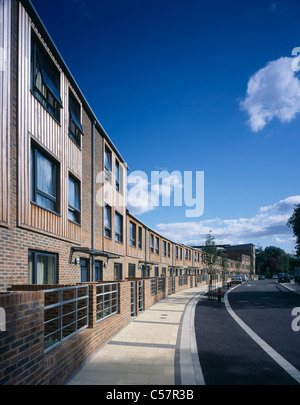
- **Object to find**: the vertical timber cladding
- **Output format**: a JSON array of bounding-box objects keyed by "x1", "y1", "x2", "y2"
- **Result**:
[
  {"x1": 0, "y1": 0, "x2": 11, "y2": 227},
  {"x1": 17, "y1": 4, "x2": 82, "y2": 243}
]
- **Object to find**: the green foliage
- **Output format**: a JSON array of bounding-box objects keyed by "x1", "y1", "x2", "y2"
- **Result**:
[
  {"x1": 255, "y1": 244, "x2": 291, "y2": 275},
  {"x1": 287, "y1": 203, "x2": 300, "y2": 257},
  {"x1": 202, "y1": 231, "x2": 218, "y2": 269}
]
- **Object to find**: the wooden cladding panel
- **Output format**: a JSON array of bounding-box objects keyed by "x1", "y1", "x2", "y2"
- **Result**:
[
  {"x1": 18, "y1": 4, "x2": 82, "y2": 243},
  {"x1": 0, "y1": 0, "x2": 11, "y2": 227}
]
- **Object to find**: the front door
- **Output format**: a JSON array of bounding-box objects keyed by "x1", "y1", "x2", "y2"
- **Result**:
[
  {"x1": 94, "y1": 260, "x2": 102, "y2": 281},
  {"x1": 80, "y1": 258, "x2": 89, "y2": 282}
]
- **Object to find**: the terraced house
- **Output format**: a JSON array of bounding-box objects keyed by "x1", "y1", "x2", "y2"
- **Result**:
[{"x1": 0, "y1": 0, "x2": 255, "y2": 385}]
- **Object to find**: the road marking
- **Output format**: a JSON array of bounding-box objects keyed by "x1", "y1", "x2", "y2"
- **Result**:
[{"x1": 225, "y1": 287, "x2": 300, "y2": 384}]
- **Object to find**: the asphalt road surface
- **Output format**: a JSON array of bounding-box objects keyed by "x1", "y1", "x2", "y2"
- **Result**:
[{"x1": 194, "y1": 280, "x2": 300, "y2": 385}]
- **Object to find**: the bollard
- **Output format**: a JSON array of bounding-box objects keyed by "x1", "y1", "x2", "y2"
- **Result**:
[{"x1": 217, "y1": 287, "x2": 222, "y2": 302}]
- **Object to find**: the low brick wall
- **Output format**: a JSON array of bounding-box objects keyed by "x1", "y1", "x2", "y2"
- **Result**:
[
  {"x1": 0, "y1": 276, "x2": 201, "y2": 385},
  {"x1": 0, "y1": 291, "x2": 45, "y2": 385}
]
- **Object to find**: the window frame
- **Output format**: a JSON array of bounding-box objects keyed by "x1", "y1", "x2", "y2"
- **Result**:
[
  {"x1": 31, "y1": 142, "x2": 59, "y2": 215},
  {"x1": 115, "y1": 211, "x2": 123, "y2": 243},
  {"x1": 104, "y1": 146, "x2": 112, "y2": 182},
  {"x1": 155, "y1": 237, "x2": 159, "y2": 255},
  {"x1": 31, "y1": 32, "x2": 62, "y2": 123},
  {"x1": 104, "y1": 204, "x2": 112, "y2": 238},
  {"x1": 68, "y1": 90, "x2": 83, "y2": 147},
  {"x1": 129, "y1": 221, "x2": 136, "y2": 247},
  {"x1": 28, "y1": 250, "x2": 57, "y2": 284},
  {"x1": 138, "y1": 226, "x2": 142, "y2": 250},
  {"x1": 68, "y1": 173, "x2": 81, "y2": 225},
  {"x1": 150, "y1": 234, "x2": 154, "y2": 253},
  {"x1": 162, "y1": 240, "x2": 166, "y2": 257}
]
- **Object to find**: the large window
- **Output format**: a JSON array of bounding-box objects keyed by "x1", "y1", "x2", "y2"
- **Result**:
[
  {"x1": 155, "y1": 237, "x2": 159, "y2": 255},
  {"x1": 115, "y1": 211, "x2": 123, "y2": 243},
  {"x1": 31, "y1": 33, "x2": 62, "y2": 122},
  {"x1": 68, "y1": 174, "x2": 81, "y2": 224},
  {"x1": 31, "y1": 143, "x2": 59, "y2": 213},
  {"x1": 150, "y1": 234, "x2": 154, "y2": 253},
  {"x1": 69, "y1": 90, "x2": 83, "y2": 147},
  {"x1": 104, "y1": 205, "x2": 112, "y2": 238},
  {"x1": 130, "y1": 221, "x2": 136, "y2": 247},
  {"x1": 162, "y1": 241, "x2": 166, "y2": 257},
  {"x1": 28, "y1": 250, "x2": 57, "y2": 284},
  {"x1": 104, "y1": 146, "x2": 112, "y2": 182},
  {"x1": 138, "y1": 226, "x2": 142, "y2": 249},
  {"x1": 115, "y1": 160, "x2": 120, "y2": 192}
]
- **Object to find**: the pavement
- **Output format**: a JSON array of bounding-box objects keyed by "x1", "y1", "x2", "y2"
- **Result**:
[
  {"x1": 280, "y1": 280, "x2": 300, "y2": 295},
  {"x1": 67, "y1": 280, "x2": 300, "y2": 386},
  {"x1": 67, "y1": 283, "x2": 222, "y2": 386}
]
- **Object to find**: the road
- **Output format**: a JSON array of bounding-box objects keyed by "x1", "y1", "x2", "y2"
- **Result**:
[{"x1": 194, "y1": 280, "x2": 300, "y2": 385}]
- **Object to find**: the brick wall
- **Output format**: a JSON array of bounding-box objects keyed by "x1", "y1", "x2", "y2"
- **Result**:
[
  {"x1": 0, "y1": 291, "x2": 45, "y2": 385},
  {"x1": 0, "y1": 281, "x2": 131, "y2": 385}
]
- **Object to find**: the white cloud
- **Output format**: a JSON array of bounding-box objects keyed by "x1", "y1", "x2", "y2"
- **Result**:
[
  {"x1": 154, "y1": 195, "x2": 299, "y2": 250},
  {"x1": 240, "y1": 57, "x2": 300, "y2": 132},
  {"x1": 127, "y1": 170, "x2": 183, "y2": 215},
  {"x1": 259, "y1": 195, "x2": 300, "y2": 213}
]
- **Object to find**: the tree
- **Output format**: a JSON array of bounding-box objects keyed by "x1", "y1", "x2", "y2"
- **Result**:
[
  {"x1": 255, "y1": 245, "x2": 291, "y2": 275},
  {"x1": 287, "y1": 203, "x2": 300, "y2": 257},
  {"x1": 202, "y1": 231, "x2": 218, "y2": 299}
]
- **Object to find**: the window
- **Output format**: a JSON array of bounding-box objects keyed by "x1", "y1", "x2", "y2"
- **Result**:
[
  {"x1": 185, "y1": 249, "x2": 188, "y2": 260},
  {"x1": 28, "y1": 250, "x2": 57, "y2": 284},
  {"x1": 69, "y1": 91, "x2": 83, "y2": 147},
  {"x1": 168, "y1": 243, "x2": 170, "y2": 258},
  {"x1": 176, "y1": 246, "x2": 178, "y2": 259},
  {"x1": 179, "y1": 248, "x2": 182, "y2": 260},
  {"x1": 114, "y1": 263, "x2": 122, "y2": 281},
  {"x1": 104, "y1": 146, "x2": 112, "y2": 181},
  {"x1": 128, "y1": 264, "x2": 136, "y2": 278},
  {"x1": 104, "y1": 205, "x2": 112, "y2": 238},
  {"x1": 31, "y1": 33, "x2": 62, "y2": 122},
  {"x1": 150, "y1": 234, "x2": 154, "y2": 253},
  {"x1": 155, "y1": 237, "x2": 159, "y2": 255},
  {"x1": 31, "y1": 143, "x2": 59, "y2": 213},
  {"x1": 68, "y1": 174, "x2": 81, "y2": 224},
  {"x1": 162, "y1": 241, "x2": 166, "y2": 257},
  {"x1": 130, "y1": 221, "x2": 136, "y2": 247},
  {"x1": 115, "y1": 212, "x2": 123, "y2": 243},
  {"x1": 138, "y1": 226, "x2": 142, "y2": 249},
  {"x1": 115, "y1": 160, "x2": 120, "y2": 191},
  {"x1": 155, "y1": 266, "x2": 159, "y2": 277}
]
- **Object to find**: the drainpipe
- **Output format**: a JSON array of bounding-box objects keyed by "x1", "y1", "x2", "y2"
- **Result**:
[{"x1": 91, "y1": 119, "x2": 96, "y2": 280}]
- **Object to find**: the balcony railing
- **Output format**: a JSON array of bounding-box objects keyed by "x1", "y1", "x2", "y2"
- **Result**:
[
  {"x1": 96, "y1": 282, "x2": 119, "y2": 322},
  {"x1": 44, "y1": 284, "x2": 89, "y2": 353}
]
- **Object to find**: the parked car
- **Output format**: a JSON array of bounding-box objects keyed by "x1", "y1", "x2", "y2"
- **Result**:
[
  {"x1": 258, "y1": 275, "x2": 265, "y2": 280},
  {"x1": 272, "y1": 274, "x2": 278, "y2": 279},
  {"x1": 278, "y1": 273, "x2": 290, "y2": 283},
  {"x1": 231, "y1": 275, "x2": 243, "y2": 284}
]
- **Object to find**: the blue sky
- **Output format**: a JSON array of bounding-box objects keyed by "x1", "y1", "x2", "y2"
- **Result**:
[{"x1": 32, "y1": 0, "x2": 300, "y2": 253}]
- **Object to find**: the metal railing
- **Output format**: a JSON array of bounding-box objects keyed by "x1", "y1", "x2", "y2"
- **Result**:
[
  {"x1": 157, "y1": 277, "x2": 165, "y2": 292},
  {"x1": 150, "y1": 278, "x2": 156, "y2": 296},
  {"x1": 96, "y1": 282, "x2": 119, "y2": 322},
  {"x1": 44, "y1": 284, "x2": 89, "y2": 353},
  {"x1": 130, "y1": 281, "x2": 136, "y2": 316}
]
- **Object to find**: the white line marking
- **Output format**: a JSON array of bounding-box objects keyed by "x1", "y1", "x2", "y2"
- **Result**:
[{"x1": 224, "y1": 287, "x2": 300, "y2": 384}]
